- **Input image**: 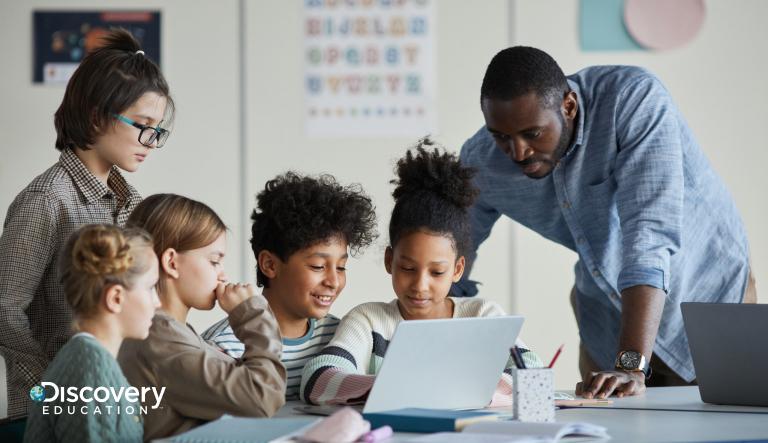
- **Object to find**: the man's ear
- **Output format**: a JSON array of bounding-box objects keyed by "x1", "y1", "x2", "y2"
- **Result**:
[
  {"x1": 452, "y1": 256, "x2": 466, "y2": 283},
  {"x1": 103, "y1": 284, "x2": 125, "y2": 314},
  {"x1": 562, "y1": 90, "x2": 578, "y2": 121},
  {"x1": 161, "y1": 248, "x2": 180, "y2": 279},
  {"x1": 384, "y1": 246, "x2": 394, "y2": 275},
  {"x1": 258, "y1": 250, "x2": 280, "y2": 280}
]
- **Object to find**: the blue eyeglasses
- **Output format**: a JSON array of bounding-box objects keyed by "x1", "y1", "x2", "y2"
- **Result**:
[{"x1": 113, "y1": 114, "x2": 170, "y2": 148}]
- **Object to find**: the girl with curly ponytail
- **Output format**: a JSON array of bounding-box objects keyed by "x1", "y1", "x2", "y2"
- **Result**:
[{"x1": 301, "y1": 138, "x2": 542, "y2": 407}]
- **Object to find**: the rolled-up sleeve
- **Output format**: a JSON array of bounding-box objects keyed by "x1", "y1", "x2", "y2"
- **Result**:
[{"x1": 614, "y1": 75, "x2": 683, "y2": 293}]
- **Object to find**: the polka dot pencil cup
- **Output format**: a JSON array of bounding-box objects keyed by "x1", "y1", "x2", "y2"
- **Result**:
[{"x1": 512, "y1": 368, "x2": 555, "y2": 422}]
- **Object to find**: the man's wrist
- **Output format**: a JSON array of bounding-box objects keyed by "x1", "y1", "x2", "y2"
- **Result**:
[
  {"x1": 615, "y1": 350, "x2": 652, "y2": 378},
  {"x1": 618, "y1": 368, "x2": 648, "y2": 382}
]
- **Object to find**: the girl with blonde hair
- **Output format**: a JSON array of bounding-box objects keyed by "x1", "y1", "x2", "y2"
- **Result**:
[{"x1": 24, "y1": 224, "x2": 160, "y2": 443}]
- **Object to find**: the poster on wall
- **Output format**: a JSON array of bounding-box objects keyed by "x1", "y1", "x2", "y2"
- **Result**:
[
  {"x1": 580, "y1": 0, "x2": 705, "y2": 51},
  {"x1": 33, "y1": 11, "x2": 161, "y2": 84},
  {"x1": 303, "y1": 0, "x2": 436, "y2": 137}
]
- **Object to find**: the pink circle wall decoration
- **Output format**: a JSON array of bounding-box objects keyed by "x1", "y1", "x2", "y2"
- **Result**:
[{"x1": 624, "y1": 0, "x2": 706, "y2": 50}]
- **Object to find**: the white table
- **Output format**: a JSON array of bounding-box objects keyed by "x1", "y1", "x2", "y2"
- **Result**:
[
  {"x1": 558, "y1": 407, "x2": 768, "y2": 443},
  {"x1": 274, "y1": 387, "x2": 768, "y2": 442},
  {"x1": 574, "y1": 385, "x2": 768, "y2": 413},
  {"x1": 164, "y1": 387, "x2": 768, "y2": 442}
]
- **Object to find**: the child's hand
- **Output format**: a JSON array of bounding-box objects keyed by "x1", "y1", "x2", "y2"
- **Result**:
[{"x1": 215, "y1": 282, "x2": 254, "y2": 313}]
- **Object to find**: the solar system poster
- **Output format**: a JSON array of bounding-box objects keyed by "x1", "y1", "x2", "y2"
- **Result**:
[{"x1": 33, "y1": 11, "x2": 161, "y2": 84}]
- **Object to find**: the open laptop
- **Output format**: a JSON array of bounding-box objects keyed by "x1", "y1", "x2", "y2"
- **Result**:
[
  {"x1": 681, "y1": 302, "x2": 768, "y2": 407},
  {"x1": 296, "y1": 315, "x2": 523, "y2": 414}
]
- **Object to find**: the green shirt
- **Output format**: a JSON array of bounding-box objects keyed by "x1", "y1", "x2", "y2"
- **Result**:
[{"x1": 24, "y1": 334, "x2": 143, "y2": 443}]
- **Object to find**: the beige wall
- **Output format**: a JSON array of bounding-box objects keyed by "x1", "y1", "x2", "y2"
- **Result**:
[
  {"x1": 1, "y1": 0, "x2": 766, "y2": 391},
  {"x1": 0, "y1": 0, "x2": 244, "y2": 330},
  {"x1": 510, "y1": 0, "x2": 768, "y2": 388},
  {"x1": 244, "y1": 0, "x2": 513, "y2": 321}
]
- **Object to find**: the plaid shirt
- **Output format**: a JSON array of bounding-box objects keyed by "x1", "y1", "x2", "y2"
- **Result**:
[{"x1": 0, "y1": 148, "x2": 141, "y2": 418}]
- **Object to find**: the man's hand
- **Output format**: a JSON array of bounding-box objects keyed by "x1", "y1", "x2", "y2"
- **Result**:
[
  {"x1": 576, "y1": 370, "x2": 646, "y2": 399},
  {"x1": 215, "y1": 282, "x2": 254, "y2": 313}
]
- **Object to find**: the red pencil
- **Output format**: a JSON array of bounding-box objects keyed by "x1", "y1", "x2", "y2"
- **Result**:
[{"x1": 548, "y1": 344, "x2": 564, "y2": 368}]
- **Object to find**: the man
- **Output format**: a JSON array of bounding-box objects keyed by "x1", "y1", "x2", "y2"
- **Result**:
[{"x1": 454, "y1": 46, "x2": 755, "y2": 398}]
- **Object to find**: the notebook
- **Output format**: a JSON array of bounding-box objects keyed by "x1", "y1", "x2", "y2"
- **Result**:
[
  {"x1": 363, "y1": 407, "x2": 502, "y2": 433},
  {"x1": 464, "y1": 421, "x2": 608, "y2": 441},
  {"x1": 171, "y1": 417, "x2": 318, "y2": 443},
  {"x1": 407, "y1": 421, "x2": 608, "y2": 442}
]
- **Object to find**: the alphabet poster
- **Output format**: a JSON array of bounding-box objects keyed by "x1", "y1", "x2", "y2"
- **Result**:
[{"x1": 304, "y1": 0, "x2": 436, "y2": 137}]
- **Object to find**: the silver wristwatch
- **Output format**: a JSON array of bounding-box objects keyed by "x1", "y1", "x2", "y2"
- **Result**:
[{"x1": 615, "y1": 350, "x2": 651, "y2": 378}]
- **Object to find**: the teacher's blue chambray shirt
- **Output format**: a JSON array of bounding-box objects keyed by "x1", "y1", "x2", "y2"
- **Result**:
[{"x1": 455, "y1": 66, "x2": 750, "y2": 381}]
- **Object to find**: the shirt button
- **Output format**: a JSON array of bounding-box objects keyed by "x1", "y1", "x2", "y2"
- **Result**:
[
  {"x1": 592, "y1": 269, "x2": 600, "y2": 277},
  {"x1": 562, "y1": 201, "x2": 571, "y2": 209},
  {"x1": 577, "y1": 236, "x2": 584, "y2": 243}
]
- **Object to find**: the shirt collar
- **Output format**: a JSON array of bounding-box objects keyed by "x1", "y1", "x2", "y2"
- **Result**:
[
  {"x1": 283, "y1": 318, "x2": 317, "y2": 346},
  {"x1": 59, "y1": 148, "x2": 136, "y2": 206},
  {"x1": 565, "y1": 79, "x2": 586, "y2": 157}
]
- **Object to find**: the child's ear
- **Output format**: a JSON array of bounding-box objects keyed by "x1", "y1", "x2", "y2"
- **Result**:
[
  {"x1": 258, "y1": 250, "x2": 279, "y2": 279},
  {"x1": 161, "y1": 248, "x2": 180, "y2": 279},
  {"x1": 384, "y1": 246, "x2": 393, "y2": 275},
  {"x1": 452, "y1": 256, "x2": 466, "y2": 282},
  {"x1": 91, "y1": 110, "x2": 103, "y2": 134},
  {"x1": 103, "y1": 284, "x2": 125, "y2": 314}
]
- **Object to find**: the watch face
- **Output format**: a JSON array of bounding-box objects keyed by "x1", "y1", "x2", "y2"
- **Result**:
[{"x1": 620, "y1": 351, "x2": 641, "y2": 369}]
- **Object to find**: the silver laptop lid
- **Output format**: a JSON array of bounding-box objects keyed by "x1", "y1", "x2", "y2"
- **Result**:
[
  {"x1": 681, "y1": 302, "x2": 768, "y2": 407},
  {"x1": 363, "y1": 316, "x2": 524, "y2": 413}
]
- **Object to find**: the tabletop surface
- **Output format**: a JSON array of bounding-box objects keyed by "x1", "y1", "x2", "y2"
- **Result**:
[{"x1": 274, "y1": 387, "x2": 768, "y2": 443}]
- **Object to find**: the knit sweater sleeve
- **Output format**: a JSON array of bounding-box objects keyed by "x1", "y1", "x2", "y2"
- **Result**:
[{"x1": 299, "y1": 304, "x2": 382, "y2": 405}]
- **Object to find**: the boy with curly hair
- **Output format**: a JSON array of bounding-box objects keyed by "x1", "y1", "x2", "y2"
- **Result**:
[{"x1": 203, "y1": 172, "x2": 377, "y2": 400}]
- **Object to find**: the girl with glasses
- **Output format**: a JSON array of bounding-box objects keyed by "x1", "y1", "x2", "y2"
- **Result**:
[{"x1": 0, "y1": 28, "x2": 174, "y2": 424}]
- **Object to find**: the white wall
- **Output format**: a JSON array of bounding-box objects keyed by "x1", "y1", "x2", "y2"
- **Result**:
[
  {"x1": 244, "y1": 0, "x2": 514, "y2": 317},
  {"x1": 0, "y1": 0, "x2": 244, "y2": 330},
  {"x1": 510, "y1": 0, "x2": 768, "y2": 389},
  {"x1": 1, "y1": 0, "x2": 766, "y2": 391},
  {"x1": 1, "y1": 0, "x2": 516, "y2": 351}
]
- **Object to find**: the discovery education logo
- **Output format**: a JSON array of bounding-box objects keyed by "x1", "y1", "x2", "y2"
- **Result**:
[{"x1": 30, "y1": 382, "x2": 165, "y2": 416}]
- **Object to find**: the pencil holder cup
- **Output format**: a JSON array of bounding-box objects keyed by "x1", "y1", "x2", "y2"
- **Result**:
[{"x1": 512, "y1": 368, "x2": 555, "y2": 422}]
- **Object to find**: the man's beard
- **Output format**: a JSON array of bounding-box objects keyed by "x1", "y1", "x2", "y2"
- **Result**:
[{"x1": 517, "y1": 113, "x2": 572, "y2": 180}]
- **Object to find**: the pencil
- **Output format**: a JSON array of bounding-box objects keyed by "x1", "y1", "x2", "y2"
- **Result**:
[
  {"x1": 509, "y1": 347, "x2": 524, "y2": 369},
  {"x1": 555, "y1": 399, "x2": 614, "y2": 407},
  {"x1": 514, "y1": 346, "x2": 527, "y2": 369},
  {"x1": 548, "y1": 344, "x2": 564, "y2": 368}
]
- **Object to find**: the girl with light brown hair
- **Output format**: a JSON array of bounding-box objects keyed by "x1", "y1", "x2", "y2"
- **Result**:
[
  {"x1": 24, "y1": 224, "x2": 160, "y2": 443},
  {"x1": 118, "y1": 194, "x2": 286, "y2": 441}
]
